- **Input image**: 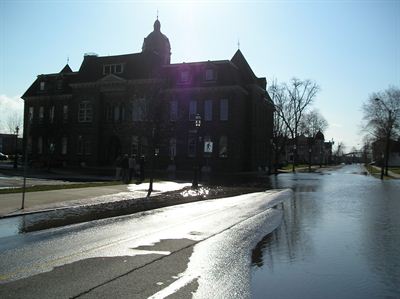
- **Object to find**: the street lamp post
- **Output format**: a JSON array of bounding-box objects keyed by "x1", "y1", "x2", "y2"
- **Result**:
[
  {"x1": 14, "y1": 126, "x2": 19, "y2": 169},
  {"x1": 375, "y1": 98, "x2": 393, "y2": 179},
  {"x1": 292, "y1": 144, "x2": 297, "y2": 172},
  {"x1": 192, "y1": 113, "x2": 201, "y2": 188}
]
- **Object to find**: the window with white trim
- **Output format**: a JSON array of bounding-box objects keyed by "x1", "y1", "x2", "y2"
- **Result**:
[
  {"x1": 40, "y1": 81, "x2": 45, "y2": 91},
  {"x1": 169, "y1": 138, "x2": 177, "y2": 160},
  {"x1": 78, "y1": 101, "x2": 93, "y2": 123},
  {"x1": 49, "y1": 106, "x2": 55, "y2": 123},
  {"x1": 39, "y1": 106, "x2": 44, "y2": 122},
  {"x1": 103, "y1": 64, "x2": 124, "y2": 75},
  {"x1": 77, "y1": 136, "x2": 91, "y2": 155},
  {"x1": 189, "y1": 100, "x2": 197, "y2": 121},
  {"x1": 204, "y1": 100, "x2": 212, "y2": 121},
  {"x1": 114, "y1": 105, "x2": 120, "y2": 122},
  {"x1": 38, "y1": 136, "x2": 43, "y2": 154},
  {"x1": 132, "y1": 98, "x2": 146, "y2": 121},
  {"x1": 28, "y1": 107, "x2": 34, "y2": 123},
  {"x1": 180, "y1": 70, "x2": 189, "y2": 83},
  {"x1": 61, "y1": 136, "x2": 68, "y2": 155},
  {"x1": 170, "y1": 100, "x2": 178, "y2": 121},
  {"x1": 220, "y1": 98, "x2": 228, "y2": 121},
  {"x1": 63, "y1": 105, "x2": 68, "y2": 122},
  {"x1": 205, "y1": 69, "x2": 215, "y2": 81}
]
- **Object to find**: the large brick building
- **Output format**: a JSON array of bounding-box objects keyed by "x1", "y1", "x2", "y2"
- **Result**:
[{"x1": 22, "y1": 19, "x2": 274, "y2": 173}]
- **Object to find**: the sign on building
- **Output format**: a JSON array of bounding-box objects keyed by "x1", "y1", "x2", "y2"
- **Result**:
[{"x1": 204, "y1": 141, "x2": 213, "y2": 153}]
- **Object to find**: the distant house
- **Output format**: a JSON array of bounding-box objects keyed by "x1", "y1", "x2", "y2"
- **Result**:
[
  {"x1": 372, "y1": 138, "x2": 400, "y2": 167},
  {"x1": 285, "y1": 131, "x2": 333, "y2": 166},
  {"x1": 22, "y1": 18, "x2": 274, "y2": 173},
  {"x1": 0, "y1": 133, "x2": 22, "y2": 155}
]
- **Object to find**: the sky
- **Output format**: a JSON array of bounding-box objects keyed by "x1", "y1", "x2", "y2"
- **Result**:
[{"x1": 0, "y1": 0, "x2": 399, "y2": 151}]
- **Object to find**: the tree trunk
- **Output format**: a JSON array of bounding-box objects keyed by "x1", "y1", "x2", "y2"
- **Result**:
[{"x1": 385, "y1": 136, "x2": 390, "y2": 176}]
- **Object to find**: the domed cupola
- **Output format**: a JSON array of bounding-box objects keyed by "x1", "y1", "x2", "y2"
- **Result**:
[
  {"x1": 315, "y1": 130, "x2": 325, "y2": 140},
  {"x1": 142, "y1": 18, "x2": 171, "y2": 65}
]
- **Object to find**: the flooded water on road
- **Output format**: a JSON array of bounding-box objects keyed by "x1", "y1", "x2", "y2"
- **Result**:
[{"x1": 251, "y1": 164, "x2": 400, "y2": 298}]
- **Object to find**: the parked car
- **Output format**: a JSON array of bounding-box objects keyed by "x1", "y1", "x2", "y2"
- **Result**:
[{"x1": 0, "y1": 152, "x2": 8, "y2": 160}]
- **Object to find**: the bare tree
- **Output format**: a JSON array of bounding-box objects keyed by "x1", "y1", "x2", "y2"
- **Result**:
[
  {"x1": 333, "y1": 141, "x2": 345, "y2": 164},
  {"x1": 299, "y1": 109, "x2": 328, "y2": 137},
  {"x1": 269, "y1": 80, "x2": 289, "y2": 173},
  {"x1": 362, "y1": 86, "x2": 400, "y2": 176},
  {"x1": 271, "y1": 78, "x2": 320, "y2": 172},
  {"x1": 5, "y1": 112, "x2": 23, "y2": 134}
]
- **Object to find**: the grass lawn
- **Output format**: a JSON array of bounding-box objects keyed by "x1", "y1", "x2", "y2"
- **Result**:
[
  {"x1": 389, "y1": 167, "x2": 400, "y2": 174},
  {"x1": 364, "y1": 164, "x2": 381, "y2": 175},
  {"x1": 0, "y1": 181, "x2": 123, "y2": 194},
  {"x1": 280, "y1": 164, "x2": 313, "y2": 171},
  {"x1": 364, "y1": 164, "x2": 396, "y2": 179}
]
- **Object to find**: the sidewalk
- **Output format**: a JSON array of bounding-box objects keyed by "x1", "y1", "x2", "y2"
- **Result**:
[
  {"x1": 0, "y1": 181, "x2": 191, "y2": 218},
  {"x1": 369, "y1": 165, "x2": 400, "y2": 179}
]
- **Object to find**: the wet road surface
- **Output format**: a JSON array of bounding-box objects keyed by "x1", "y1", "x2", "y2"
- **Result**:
[
  {"x1": 0, "y1": 190, "x2": 289, "y2": 298},
  {"x1": 251, "y1": 164, "x2": 400, "y2": 298}
]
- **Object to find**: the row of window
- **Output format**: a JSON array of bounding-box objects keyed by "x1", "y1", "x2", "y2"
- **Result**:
[
  {"x1": 28, "y1": 97, "x2": 229, "y2": 125},
  {"x1": 103, "y1": 63, "x2": 124, "y2": 75},
  {"x1": 130, "y1": 135, "x2": 228, "y2": 159},
  {"x1": 179, "y1": 68, "x2": 216, "y2": 83},
  {"x1": 39, "y1": 80, "x2": 64, "y2": 92},
  {"x1": 105, "y1": 97, "x2": 229, "y2": 123},
  {"x1": 170, "y1": 98, "x2": 229, "y2": 121},
  {"x1": 28, "y1": 135, "x2": 91, "y2": 156},
  {"x1": 28, "y1": 105, "x2": 69, "y2": 123},
  {"x1": 37, "y1": 67, "x2": 216, "y2": 92},
  {"x1": 29, "y1": 134, "x2": 228, "y2": 159}
]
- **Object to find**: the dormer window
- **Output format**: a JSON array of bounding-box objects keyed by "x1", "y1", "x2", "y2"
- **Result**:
[
  {"x1": 103, "y1": 63, "x2": 124, "y2": 75},
  {"x1": 40, "y1": 81, "x2": 45, "y2": 91},
  {"x1": 180, "y1": 70, "x2": 189, "y2": 83},
  {"x1": 205, "y1": 69, "x2": 215, "y2": 81}
]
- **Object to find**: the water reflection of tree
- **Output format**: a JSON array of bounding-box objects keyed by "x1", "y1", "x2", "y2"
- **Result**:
[
  {"x1": 361, "y1": 181, "x2": 400, "y2": 296},
  {"x1": 252, "y1": 174, "x2": 322, "y2": 270}
]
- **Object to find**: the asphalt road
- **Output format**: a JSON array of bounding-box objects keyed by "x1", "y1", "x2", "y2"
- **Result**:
[{"x1": 0, "y1": 189, "x2": 290, "y2": 299}]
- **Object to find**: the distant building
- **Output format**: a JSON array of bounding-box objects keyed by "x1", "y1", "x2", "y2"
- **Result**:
[
  {"x1": 22, "y1": 19, "x2": 274, "y2": 173},
  {"x1": 0, "y1": 133, "x2": 22, "y2": 155},
  {"x1": 285, "y1": 131, "x2": 333, "y2": 166},
  {"x1": 372, "y1": 138, "x2": 400, "y2": 167}
]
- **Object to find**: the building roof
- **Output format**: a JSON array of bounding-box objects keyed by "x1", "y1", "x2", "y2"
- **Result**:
[
  {"x1": 59, "y1": 64, "x2": 73, "y2": 74},
  {"x1": 76, "y1": 51, "x2": 161, "y2": 82},
  {"x1": 231, "y1": 49, "x2": 257, "y2": 83},
  {"x1": 22, "y1": 19, "x2": 268, "y2": 99},
  {"x1": 315, "y1": 130, "x2": 325, "y2": 140},
  {"x1": 142, "y1": 19, "x2": 171, "y2": 59}
]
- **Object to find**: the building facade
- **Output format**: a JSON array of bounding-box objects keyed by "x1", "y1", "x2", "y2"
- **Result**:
[
  {"x1": 285, "y1": 131, "x2": 333, "y2": 166},
  {"x1": 0, "y1": 133, "x2": 22, "y2": 155},
  {"x1": 22, "y1": 19, "x2": 274, "y2": 173}
]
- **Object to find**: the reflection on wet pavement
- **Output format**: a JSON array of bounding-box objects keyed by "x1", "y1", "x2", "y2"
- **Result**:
[{"x1": 251, "y1": 164, "x2": 400, "y2": 298}]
